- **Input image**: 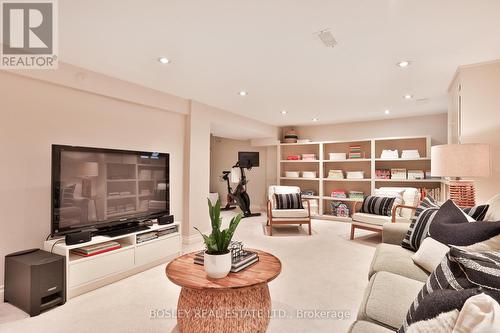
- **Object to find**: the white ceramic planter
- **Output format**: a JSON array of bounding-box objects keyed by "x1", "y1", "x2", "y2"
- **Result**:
[{"x1": 204, "y1": 252, "x2": 232, "y2": 279}]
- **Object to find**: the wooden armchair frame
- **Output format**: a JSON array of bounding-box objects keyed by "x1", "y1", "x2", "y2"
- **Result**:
[
  {"x1": 349, "y1": 201, "x2": 418, "y2": 240},
  {"x1": 267, "y1": 198, "x2": 311, "y2": 236}
]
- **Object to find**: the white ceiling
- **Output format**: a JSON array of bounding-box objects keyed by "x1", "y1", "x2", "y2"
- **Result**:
[{"x1": 59, "y1": 1, "x2": 500, "y2": 126}]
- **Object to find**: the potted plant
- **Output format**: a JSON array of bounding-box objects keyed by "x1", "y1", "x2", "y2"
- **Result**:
[{"x1": 194, "y1": 198, "x2": 242, "y2": 279}]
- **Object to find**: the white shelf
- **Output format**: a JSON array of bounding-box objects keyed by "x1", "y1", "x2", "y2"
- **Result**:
[
  {"x1": 375, "y1": 158, "x2": 431, "y2": 162},
  {"x1": 279, "y1": 142, "x2": 319, "y2": 146},
  {"x1": 322, "y1": 197, "x2": 363, "y2": 202},
  {"x1": 323, "y1": 178, "x2": 372, "y2": 182},
  {"x1": 280, "y1": 177, "x2": 319, "y2": 180},
  {"x1": 302, "y1": 195, "x2": 321, "y2": 199},
  {"x1": 323, "y1": 159, "x2": 371, "y2": 163},
  {"x1": 375, "y1": 179, "x2": 442, "y2": 183},
  {"x1": 280, "y1": 160, "x2": 320, "y2": 163}
]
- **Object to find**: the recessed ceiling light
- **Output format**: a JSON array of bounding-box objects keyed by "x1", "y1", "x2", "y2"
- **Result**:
[
  {"x1": 238, "y1": 90, "x2": 248, "y2": 96},
  {"x1": 404, "y1": 94, "x2": 413, "y2": 100},
  {"x1": 281, "y1": 110, "x2": 288, "y2": 115},
  {"x1": 312, "y1": 118, "x2": 319, "y2": 122},
  {"x1": 384, "y1": 110, "x2": 390, "y2": 115},
  {"x1": 397, "y1": 61, "x2": 410, "y2": 68},
  {"x1": 158, "y1": 57, "x2": 170, "y2": 64}
]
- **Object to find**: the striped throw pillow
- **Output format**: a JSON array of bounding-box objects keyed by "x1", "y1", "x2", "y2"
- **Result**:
[
  {"x1": 402, "y1": 197, "x2": 492, "y2": 251},
  {"x1": 401, "y1": 195, "x2": 440, "y2": 251},
  {"x1": 399, "y1": 247, "x2": 500, "y2": 333},
  {"x1": 274, "y1": 193, "x2": 304, "y2": 210},
  {"x1": 359, "y1": 196, "x2": 396, "y2": 216},
  {"x1": 462, "y1": 204, "x2": 489, "y2": 221}
]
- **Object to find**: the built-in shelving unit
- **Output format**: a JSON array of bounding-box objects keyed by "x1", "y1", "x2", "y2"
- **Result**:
[{"x1": 277, "y1": 135, "x2": 442, "y2": 222}]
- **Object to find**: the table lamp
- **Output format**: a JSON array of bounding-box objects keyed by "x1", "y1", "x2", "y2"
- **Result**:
[{"x1": 431, "y1": 144, "x2": 491, "y2": 207}]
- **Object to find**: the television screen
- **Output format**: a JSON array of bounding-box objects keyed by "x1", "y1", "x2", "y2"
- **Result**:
[
  {"x1": 51, "y1": 145, "x2": 169, "y2": 235},
  {"x1": 238, "y1": 151, "x2": 259, "y2": 168}
]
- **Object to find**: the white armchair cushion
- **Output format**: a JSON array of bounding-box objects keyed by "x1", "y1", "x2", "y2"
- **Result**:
[
  {"x1": 268, "y1": 185, "x2": 301, "y2": 209},
  {"x1": 272, "y1": 209, "x2": 309, "y2": 218},
  {"x1": 352, "y1": 212, "x2": 410, "y2": 226}
]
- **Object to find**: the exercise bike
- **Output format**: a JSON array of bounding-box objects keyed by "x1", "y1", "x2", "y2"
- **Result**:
[
  {"x1": 221, "y1": 171, "x2": 237, "y2": 211},
  {"x1": 220, "y1": 161, "x2": 261, "y2": 218}
]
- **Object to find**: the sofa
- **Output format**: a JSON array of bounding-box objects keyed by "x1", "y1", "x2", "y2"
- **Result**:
[{"x1": 348, "y1": 223, "x2": 429, "y2": 333}]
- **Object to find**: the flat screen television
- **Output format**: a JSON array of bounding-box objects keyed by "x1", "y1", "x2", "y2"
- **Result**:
[
  {"x1": 51, "y1": 145, "x2": 169, "y2": 235},
  {"x1": 238, "y1": 151, "x2": 259, "y2": 168}
]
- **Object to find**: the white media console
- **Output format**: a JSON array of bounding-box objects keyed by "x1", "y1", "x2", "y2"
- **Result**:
[{"x1": 43, "y1": 222, "x2": 181, "y2": 299}]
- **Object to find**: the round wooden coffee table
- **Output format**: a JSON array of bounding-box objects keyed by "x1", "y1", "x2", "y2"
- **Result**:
[{"x1": 165, "y1": 249, "x2": 281, "y2": 333}]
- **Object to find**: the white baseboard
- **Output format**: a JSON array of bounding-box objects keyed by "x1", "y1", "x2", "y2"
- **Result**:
[
  {"x1": 0, "y1": 285, "x2": 4, "y2": 300},
  {"x1": 182, "y1": 233, "x2": 203, "y2": 245}
]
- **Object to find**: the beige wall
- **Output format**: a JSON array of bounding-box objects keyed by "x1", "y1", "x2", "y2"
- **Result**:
[
  {"x1": 453, "y1": 61, "x2": 500, "y2": 203},
  {"x1": 184, "y1": 102, "x2": 278, "y2": 241},
  {"x1": 210, "y1": 136, "x2": 277, "y2": 210},
  {"x1": 0, "y1": 71, "x2": 186, "y2": 286},
  {"x1": 283, "y1": 113, "x2": 448, "y2": 146}
]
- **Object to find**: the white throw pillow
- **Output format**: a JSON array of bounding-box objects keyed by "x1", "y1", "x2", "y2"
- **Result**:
[
  {"x1": 452, "y1": 293, "x2": 500, "y2": 333},
  {"x1": 407, "y1": 309, "x2": 459, "y2": 333},
  {"x1": 485, "y1": 193, "x2": 500, "y2": 221},
  {"x1": 374, "y1": 188, "x2": 404, "y2": 216},
  {"x1": 379, "y1": 187, "x2": 420, "y2": 219},
  {"x1": 412, "y1": 237, "x2": 450, "y2": 273}
]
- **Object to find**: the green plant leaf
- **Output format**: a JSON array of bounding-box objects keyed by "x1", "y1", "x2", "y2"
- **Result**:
[{"x1": 198, "y1": 198, "x2": 241, "y2": 255}]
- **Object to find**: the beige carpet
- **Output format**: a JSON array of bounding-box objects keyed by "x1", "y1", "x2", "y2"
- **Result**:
[{"x1": 0, "y1": 213, "x2": 380, "y2": 333}]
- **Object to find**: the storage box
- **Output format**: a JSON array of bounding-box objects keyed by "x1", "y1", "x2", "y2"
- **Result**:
[
  {"x1": 301, "y1": 154, "x2": 317, "y2": 160},
  {"x1": 346, "y1": 171, "x2": 364, "y2": 179},
  {"x1": 401, "y1": 150, "x2": 420, "y2": 159},
  {"x1": 408, "y1": 170, "x2": 425, "y2": 180},
  {"x1": 391, "y1": 168, "x2": 407, "y2": 180},
  {"x1": 302, "y1": 171, "x2": 317, "y2": 178},
  {"x1": 328, "y1": 170, "x2": 344, "y2": 179},
  {"x1": 329, "y1": 153, "x2": 347, "y2": 160},
  {"x1": 285, "y1": 171, "x2": 300, "y2": 178}
]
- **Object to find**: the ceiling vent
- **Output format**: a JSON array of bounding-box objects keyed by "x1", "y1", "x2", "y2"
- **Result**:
[{"x1": 316, "y1": 29, "x2": 337, "y2": 48}]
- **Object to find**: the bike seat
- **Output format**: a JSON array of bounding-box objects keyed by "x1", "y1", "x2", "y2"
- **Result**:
[{"x1": 222, "y1": 171, "x2": 231, "y2": 175}]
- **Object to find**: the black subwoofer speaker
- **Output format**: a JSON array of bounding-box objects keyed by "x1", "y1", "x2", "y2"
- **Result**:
[
  {"x1": 4, "y1": 249, "x2": 65, "y2": 316},
  {"x1": 158, "y1": 215, "x2": 174, "y2": 225}
]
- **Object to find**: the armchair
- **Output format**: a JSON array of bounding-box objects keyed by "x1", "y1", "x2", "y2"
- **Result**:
[
  {"x1": 267, "y1": 186, "x2": 312, "y2": 236},
  {"x1": 350, "y1": 187, "x2": 420, "y2": 240}
]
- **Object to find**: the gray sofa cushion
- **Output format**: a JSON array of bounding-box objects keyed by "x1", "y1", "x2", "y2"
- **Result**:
[
  {"x1": 369, "y1": 243, "x2": 429, "y2": 282},
  {"x1": 358, "y1": 271, "x2": 424, "y2": 329},
  {"x1": 349, "y1": 320, "x2": 395, "y2": 333}
]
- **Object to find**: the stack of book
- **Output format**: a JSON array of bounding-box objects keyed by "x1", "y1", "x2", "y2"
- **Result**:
[
  {"x1": 71, "y1": 241, "x2": 121, "y2": 257},
  {"x1": 194, "y1": 249, "x2": 259, "y2": 273},
  {"x1": 391, "y1": 168, "x2": 407, "y2": 180},
  {"x1": 349, "y1": 191, "x2": 365, "y2": 201},
  {"x1": 348, "y1": 145, "x2": 362, "y2": 159},
  {"x1": 346, "y1": 171, "x2": 364, "y2": 179},
  {"x1": 328, "y1": 170, "x2": 344, "y2": 179},
  {"x1": 137, "y1": 231, "x2": 158, "y2": 243},
  {"x1": 375, "y1": 169, "x2": 391, "y2": 179},
  {"x1": 331, "y1": 190, "x2": 347, "y2": 199}
]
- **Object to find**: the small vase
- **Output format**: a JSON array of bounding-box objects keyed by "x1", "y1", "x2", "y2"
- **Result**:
[{"x1": 204, "y1": 251, "x2": 232, "y2": 279}]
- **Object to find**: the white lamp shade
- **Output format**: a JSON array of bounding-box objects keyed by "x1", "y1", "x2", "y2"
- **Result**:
[
  {"x1": 78, "y1": 162, "x2": 99, "y2": 177},
  {"x1": 431, "y1": 144, "x2": 491, "y2": 178}
]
